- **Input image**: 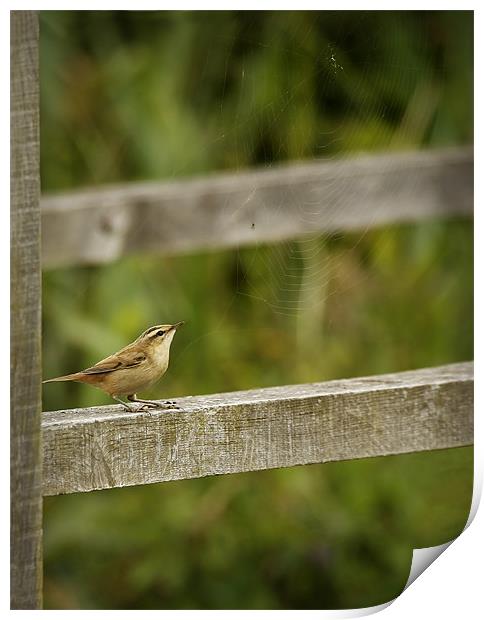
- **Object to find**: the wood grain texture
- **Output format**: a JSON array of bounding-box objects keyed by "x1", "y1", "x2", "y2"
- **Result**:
[
  {"x1": 10, "y1": 11, "x2": 42, "y2": 610},
  {"x1": 42, "y1": 362, "x2": 473, "y2": 496},
  {"x1": 41, "y1": 148, "x2": 473, "y2": 268}
]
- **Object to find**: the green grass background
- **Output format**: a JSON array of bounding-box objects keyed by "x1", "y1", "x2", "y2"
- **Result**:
[{"x1": 41, "y1": 11, "x2": 473, "y2": 609}]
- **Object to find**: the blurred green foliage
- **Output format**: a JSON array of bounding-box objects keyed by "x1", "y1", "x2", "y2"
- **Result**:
[{"x1": 40, "y1": 10, "x2": 473, "y2": 610}]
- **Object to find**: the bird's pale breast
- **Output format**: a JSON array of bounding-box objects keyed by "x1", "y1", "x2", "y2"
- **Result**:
[{"x1": 101, "y1": 360, "x2": 168, "y2": 396}]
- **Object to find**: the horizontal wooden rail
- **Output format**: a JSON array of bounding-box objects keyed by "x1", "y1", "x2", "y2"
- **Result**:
[
  {"x1": 42, "y1": 362, "x2": 473, "y2": 496},
  {"x1": 41, "y1": 148, "x2": 473, "y2": 269}
]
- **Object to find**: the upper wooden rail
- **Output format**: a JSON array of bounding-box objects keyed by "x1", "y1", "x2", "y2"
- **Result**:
[
  {"x1": 42, "y1": 362, "x2": 473, "y2": 496},
  {"x1": 41, "y1": 148, "x2": 473, "y2": 269}
]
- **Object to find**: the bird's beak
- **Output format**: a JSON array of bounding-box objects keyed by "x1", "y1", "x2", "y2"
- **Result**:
[{"x1": 170, "y1": 321, "x2": 185, "y2": 331}]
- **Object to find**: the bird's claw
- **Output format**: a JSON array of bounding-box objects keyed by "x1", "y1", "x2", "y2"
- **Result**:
[
  {"x1": 138, "y1": 401, "x2": 180, "y2": 413},
  {"x1": 163, "y1": 400, "x2": 179, "y2": 408},
  {"x1": 121, "y1": 400, "x2": 180, "y2": 414}
]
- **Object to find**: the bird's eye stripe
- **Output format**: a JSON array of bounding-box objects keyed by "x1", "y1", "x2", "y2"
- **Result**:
[{"x1": 144, "y1": 326, "x2": 161, "y2": 336}]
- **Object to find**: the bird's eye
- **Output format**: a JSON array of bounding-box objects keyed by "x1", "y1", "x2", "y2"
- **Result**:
[{"x1": 156, "y1": 330, "x2": 164, "y2": 337}]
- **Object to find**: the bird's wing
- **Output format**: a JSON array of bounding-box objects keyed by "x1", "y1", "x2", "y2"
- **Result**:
[{"x1": 81, "y1": 350, "x2": 147, "y2": 375}]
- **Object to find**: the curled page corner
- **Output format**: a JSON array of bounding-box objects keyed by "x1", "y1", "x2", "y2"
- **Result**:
[
  {"x1": 402, "y1": 472, "x2": 481, "y2": 594},
  {"x1": 340, "y1": 502, "x2": 478, "y2": 618},
  {"x1": 298, "y1": 599, "x2": 395, "y2": 619},
  {"x1": 404, "y1": 541, "x2": 453, "y2": 591},
  {"x1": 337, "y1": 600, "x2": 394, "y2": 618},
  {"x1": 333, "y1": 540, "x2": 458, "y2": 619},
  {"x1": 300, "y1": 477, "x2": 481, "y2": 618}
]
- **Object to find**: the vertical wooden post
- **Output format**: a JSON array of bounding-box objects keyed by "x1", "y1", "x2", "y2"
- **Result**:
[{"x1": 11, "y1": 11, "x2": 42, "y2": 609}]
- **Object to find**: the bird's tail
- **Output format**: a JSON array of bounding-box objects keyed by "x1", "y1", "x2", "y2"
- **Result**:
[{"x1": 43, "y1": 373, "x2": 83, "y2": 384}]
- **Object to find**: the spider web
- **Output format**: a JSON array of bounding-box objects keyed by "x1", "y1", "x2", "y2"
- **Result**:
[{"x1": 40, "y1": 11, "x2": 462, "y2": 386}]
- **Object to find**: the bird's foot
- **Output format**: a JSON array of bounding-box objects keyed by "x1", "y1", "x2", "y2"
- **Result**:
[
  {"x1": 120, "y1": 404, "x2": 137, "y2": 413},
  {"x1": 125, "y1": 399, "x2": 180, "y2": 413},
  {"x1": 138, "y1": 400, "x2": 179, "y2": 410},
  {"x1": 135, "y1": 403, "x2": 159, "y2": 416},
  {"x1": 162, "y1": 400, "x2": 179, "y2": 408}
]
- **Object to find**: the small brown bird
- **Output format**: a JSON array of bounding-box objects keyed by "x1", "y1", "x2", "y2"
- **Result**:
[{"x1": 43, "y1": 322, "x2": 184, "y2": 412}]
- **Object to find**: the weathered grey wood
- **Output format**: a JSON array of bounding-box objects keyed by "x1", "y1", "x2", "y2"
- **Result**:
[
  {"x1": 41, "y1": 148, "x2": 473, "y2": 268},
  {"x1": 11, "y1": 11, "x2": 42, "y2": 610},
  {"x1": 42, "y1": 362, "x2": 473, "y2": 496}
]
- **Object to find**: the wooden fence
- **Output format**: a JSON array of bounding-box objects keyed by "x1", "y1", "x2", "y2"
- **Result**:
[
  {"x1": 41, "y1": 146, "x2": 472, "y2": 268},
  {"x1": 43, "y1": 363, "x2": 473, "y2": 496},
  {"x1": 11, "y1": 11, "x2": 473, "y2": 609},
  {"x1": 11, "y1": 11, "x2": 42, "y2": 610}
]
